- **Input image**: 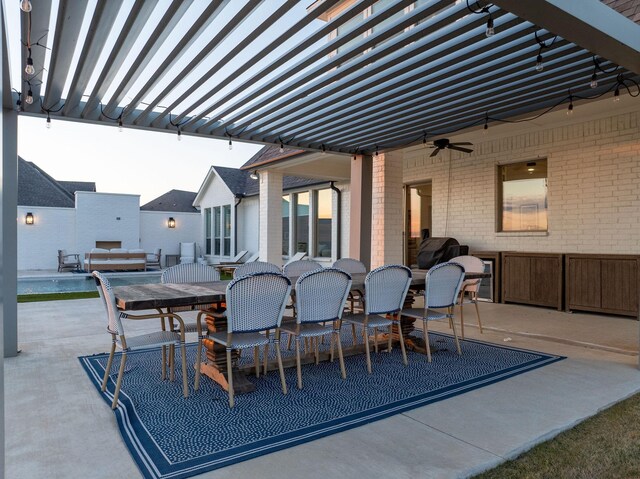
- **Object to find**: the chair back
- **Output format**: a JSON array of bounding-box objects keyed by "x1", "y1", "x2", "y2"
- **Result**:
[
  {"x1": 147, "y1": 248, "x2": 161, "y2": 263},
  {"x1": 93, "y1": 271, "x2": 124, "y2": 336},
  {"x1": 450, "y1": 255, "x2": 484, "y2": 292},
  {"x1": 282, "y1": 259, "x2": 323, "y2": 278},
  {"x1": 57, "y1": 250, "x2": 65, "y2": 264},
  {"x1": 179, "y1": 242, "x2": 196, "y2": 263},
  {"x1": 364, "y1": 265, "x2": 412, "y2": 315},
  {"x1": 226, "y1": 273, "x2": 291, "y2": 333},
  {"x1": 295, "y1": 268, "x2": 352, "y2": 324},
  {"x1": 234, "y1": 261, "x2": 281, "y2": 278},
  {"x1": 424, "y1": 262, "x2": 465, "y2": 309},
  {"x1": 161, "y1": 263, "x2": 220, "y2": 284},
  {"x1": 333, "y1": 257, "x2": 367, "y2": 274}
]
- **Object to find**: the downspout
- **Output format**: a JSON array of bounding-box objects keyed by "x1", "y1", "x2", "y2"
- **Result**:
[
  {"x1": 234, "y1": 194, "x2": 244, "y2": 255},
  {"x1": 330, "y1": 181, "x2": 341, "y2": 259}
]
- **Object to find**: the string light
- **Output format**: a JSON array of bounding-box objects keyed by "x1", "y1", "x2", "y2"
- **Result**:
[
  {"x1": 279, "y1": 140, "x2": 284, "y2": 153},
  {"x1": 483, "y1": 113, "x2": 489, "y2": 134},
  {"x1": 466, "y1": 2, "x2": 496, "y2": 38},
  {"x1": 228, "y1": 137, "x2": 233, "y2": 150},
  {"x1": 374, "y1": 146, "x2": 379, "y2": 157},
  {"x1": 46, "y1": 111, "x2": 51, "y2": 129},
  {"x1": 613, "y1": 86, "x2": 620, "y2": 102},
  {"x1": 566, "y1": 93, "x2": 574, "y2": 115},
  {"x1": 177, "y1": 128, "x2": 182, "y2": 141},
  {"x1": 25, "y1": 88, "x2": 33, "y2": 104},
  {"x1": 533, "y1": 31, "x2": 557, "y2": 74},
  {"x1": 321, "y1": 144, "x2": 326, "y2": 154},
  {"x1": 535, "y1": 54, "x2": 543, "y2": 72},
  {"x1": 15, "y1": 96, "x2": 21, "y2": 111},
  {"x1": 20, "y1": 0, "x2": 32, "y2": 12},
  {"x1": 590, "y1": 71, "x2": 598, "y2": 89},
  {"x1": 25, "y1": 52, "x2": 35, "y2": 75},
  {"x1": 485, "y1": 14, "x2": 494, "y2": 37}
]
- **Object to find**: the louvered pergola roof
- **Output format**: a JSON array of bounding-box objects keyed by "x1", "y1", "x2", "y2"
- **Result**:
[{"x1": 7, "y1": 0, "x2": 640, "y2": 155}]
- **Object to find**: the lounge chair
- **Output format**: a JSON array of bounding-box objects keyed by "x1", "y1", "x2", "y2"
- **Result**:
[{"x1": 57, "y1": 249, "x2": 81, "y2": 272}]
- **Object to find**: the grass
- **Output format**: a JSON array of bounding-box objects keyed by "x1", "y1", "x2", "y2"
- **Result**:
[
  {"x1": 18, "y1": 291, "x2": 99, "y2": 303},
  {"x1": 474, "y1": 393, "x2": 640, "y2": 479}
]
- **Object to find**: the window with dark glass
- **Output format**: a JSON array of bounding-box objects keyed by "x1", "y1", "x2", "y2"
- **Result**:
[
  {"x1": 282, "y1": 195, "x2": 291, "y2": 256},
  {"x1": 498, "y1": 159, "x2": 548, "y2": 232},
  {"x1": 213, "y1": 206, "x2": 221, "y2": 255},
  {"x1": 295, "y1": 192, "x2": 310, "y2": 253},
  {"x1": 223, "y1": 205, "x2": 231, "y2": 256},
  {"x1": 204, "y1": 208, "x2": 212, "y2": 255}
]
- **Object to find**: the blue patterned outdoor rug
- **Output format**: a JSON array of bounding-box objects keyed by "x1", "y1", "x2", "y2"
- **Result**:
[{"x1": 79, "y1": 332, "x2": 563, "y2": 479}]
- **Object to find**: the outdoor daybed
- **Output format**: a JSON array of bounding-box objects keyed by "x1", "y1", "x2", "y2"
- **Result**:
[{"x1": 84, "y1": 248, "x2": 147, "y2": 272}]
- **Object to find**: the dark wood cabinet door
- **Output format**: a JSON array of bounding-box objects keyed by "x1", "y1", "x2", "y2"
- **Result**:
[
  {"x1": 601, "y1": 259, "x2": 638, "y2": 315},
  {"x1": 530, "y1": 257, "x2": 562, "y2": 307},
  {"x1": 566, "y1": 258, "x2": 601, "y2": 310},
  {"x1": 503, "y1": 256, "x2": 531, "y2": 302}
]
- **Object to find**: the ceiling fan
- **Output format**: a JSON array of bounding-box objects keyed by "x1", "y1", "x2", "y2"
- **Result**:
[{"x1": 429, "y1": 138, "x2": 474, "y2": 157}]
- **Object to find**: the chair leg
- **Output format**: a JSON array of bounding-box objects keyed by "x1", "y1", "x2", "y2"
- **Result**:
[
  {"x1": 373, "y1": 327, "x2": 379, "y2": 354},
  {"x1": 102, "y1": 341, "x2": 116, "y2": 392},
  {"x1": 459, "y1": 297, "x2": 466, "y2": 339},
  {"x1": 336, "y1": 332, "x2": 347, "y2": 380},
  {"x1": 314, "y1": 337, "x2": 319, "y2": 365},
  {"x1": 263, "y1": 330, "x2": 270, "y2": 375},
  {"x1": 396, "y1": 320, "x2": 408, "y2": 366},
  {"x1": 194, "y1": 337, "x2": 202, "y2": 391},
  {"x1": 422, "y1": 320, "x2": 432, "y2": 362},
  {"x1": 287, "y1": 331, "x2": 293, "y2": 350},
  {"x1": 180, "y1": 341, "x2": 189, "y2": 398},
  {"x1": 387, "y1": 325, "x2": 393, "y2": 353},
  {"x1": 226, "y1": 348, "x2": 234, "y2": 408},
  {"x1": 363, "y1": 327, "x2": 372, "y2": 374},
  {"x1": 474, "y1": 295, "x2": 483, "y2": 333},
  {"x1": 254, "y1": 346, "x2": 260, "y2": 378},
  {"x1": 161, "y1": 346, "x2": 167, "y2": 381},
  {"x1": 275, "y1": 337, "x2": 287, "y2": 395},
  {"x1": 329, "y1": 331, "x2": 335, "y2": 362},
  {"x1": 111, "y1": 352, "x2": 127, "y2": 410},
  {"x1": 295, "y1": 337, "x2": 303, "y2": 390},
  {"x1": 169, "y1": 344, "x2": 175, "y2": 382},
  {"x1": 351, "y1": 323, "x2": 357, "y2": 346},
  {"x1": 450, "y1": 313, "x2": 462, "y2": 356}
]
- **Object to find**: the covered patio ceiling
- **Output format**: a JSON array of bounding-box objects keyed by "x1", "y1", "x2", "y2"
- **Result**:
[{"x1": 7, "y1": 0, "x2": 640, "y2": 155}]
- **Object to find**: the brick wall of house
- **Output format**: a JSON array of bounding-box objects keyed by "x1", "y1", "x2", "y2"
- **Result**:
[{"x1": 403, "y1": 104, "x2": 640, "y2": 254}]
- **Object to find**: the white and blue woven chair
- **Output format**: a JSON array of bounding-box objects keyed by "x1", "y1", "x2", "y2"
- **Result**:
[
  {"x1": 281, "y1": 268, "x2": 352, "y2": 389},
  {"x1": 401, "y1": 262, "x2": 465, "y2": 362},
  {"x1": 282, "y1": 259, "x2": 323, "y2": 279},
  {"x1": 94, "y1": 271, "x2": 189, "y2": 409},
  {"x1": 208, "y1": 272, "x2": 291, "y2": 407},
  {"x1": 450, "y1": 255, "x2": 485, "y2": 339},
  {"x1": 342, "y1": 264, "x2": 412, "y2": 374},
  {"x1": 161, "y1": 263, "x2": 222, "y2": 390},
  {"x1": 333, "y1": 257, "x2": 368, "y2": 341},
  {"x1": 233, "y1": 261, "x2": 281, "y2": 278}
]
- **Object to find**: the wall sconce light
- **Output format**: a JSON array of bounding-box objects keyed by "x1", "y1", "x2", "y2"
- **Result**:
[
  {"x1": 25, "y1": 212, "x2": 34, "y2": 225},
  {"x1": 527, "y1": 162, "x2": 536, "y2": 173},
  {"x1": 168, "y1": 217, "x2": 176, "y2": 228},
  {"x1": 249, "y1": 171, "x2": 259, "y2": 180}
]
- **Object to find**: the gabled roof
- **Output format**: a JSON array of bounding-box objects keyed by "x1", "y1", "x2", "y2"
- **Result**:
[
  {"x1": 141, "y1": 189, "x2": 198, "y2": 213},
  {"x1": 213, "y1": 166, "x2": 250, "y2": 196},
  {"x1": 58, "y1": 180, "x2": 96, "y2": 195},
  {"x1": 18, "y1": 157, "x2": 76, "y2": 208},
  {"x1": 240, "y1": 146, "x2": 307, "y2": 171}
]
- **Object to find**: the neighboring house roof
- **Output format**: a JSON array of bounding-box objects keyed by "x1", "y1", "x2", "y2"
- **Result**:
[
  {"x1": 602, "y1": 0, "x2": 640, "y2": 23},
  {"x1": 141, "y1": 189, "x2": 199, "y2": 213},
  {"x1": 240, "y1": 145, "x2": 307, "y2": 171},
  {"x1": 18, "y1": 157, "x2": 77, "y2": 208},
  {"x1": 58, "y1": 180, "x2": 96, "y2": 195}
]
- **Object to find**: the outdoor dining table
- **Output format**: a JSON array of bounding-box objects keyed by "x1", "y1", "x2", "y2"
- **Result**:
[{"x1": 113, "y1": 270, "x2": 489, "y2": 394}]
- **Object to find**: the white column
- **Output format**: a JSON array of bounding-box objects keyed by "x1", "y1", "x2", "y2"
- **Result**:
[
  {"x1": 370, "y1": 151, "x2": 404, "y2": 269},
  {"x1": 349, "y1": 155, "x2": 372, "y2": 269},
  {"x1": 259, "y1": 171, "x2": 283, "y2": 265}
]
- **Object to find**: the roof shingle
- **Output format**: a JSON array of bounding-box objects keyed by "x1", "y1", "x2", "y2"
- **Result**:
[{"x1": 141, "y1": 189, "x2": 199, "y2": 213}]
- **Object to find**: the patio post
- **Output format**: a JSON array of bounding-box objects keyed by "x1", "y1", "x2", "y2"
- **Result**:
[
  {"x1": 258, "y1": 170, "x2": 283, "y2": 265},
  {"x1": 349, "y1": 154, "x2": 372, "y2": 270},
  {"x1": 370, "y1": 151, "x2": 404, "y2": 269}
]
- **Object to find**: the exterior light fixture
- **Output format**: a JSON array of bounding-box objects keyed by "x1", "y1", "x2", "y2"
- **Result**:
[
  {"x1": 168, "y1": 217, "x2": 176, "y2": 228},
  {"x1": 25, "y1": 212, "x2": 34, "y2": 225},
  {"x1": 527, "y1": 162, "x2": 536, "y2": 173},
  {"x1": 613, "y1": 86, "x2": 620, "y2": 102},
  {"x1": 20, "y1": 0, "x2": 32, "y2": 12},
  {"x1": 250, "y1": 171, "x2": 259, "y2": 180}
]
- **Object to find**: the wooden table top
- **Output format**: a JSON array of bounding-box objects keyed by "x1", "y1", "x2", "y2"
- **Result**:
[{"x1": 113, "y1": 270, "x2": 489, "y2": 311}]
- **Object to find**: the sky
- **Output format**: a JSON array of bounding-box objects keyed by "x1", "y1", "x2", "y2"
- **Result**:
[{"x1": 17, "y1": 115, "x2": 263, "y2": 204}]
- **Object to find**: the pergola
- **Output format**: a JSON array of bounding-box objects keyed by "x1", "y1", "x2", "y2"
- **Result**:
[{"x1": 1, "y1": 2, "x2": 640, "y2": 460}]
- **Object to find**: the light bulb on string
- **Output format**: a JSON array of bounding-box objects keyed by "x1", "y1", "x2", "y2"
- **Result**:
[
  {"x1": 20, "y1": 0, "x2": 32, "y2": 12},
  {"x1": 228, "y1": 138, "x2": 233, "y2": 150},
  {"x1": 118, "y1": 118, "x2": 123, "y2": 132},
  {"x1": 613, "y1": 86, "x2": 620, "y2": 102},
  {"x1": 483, "y1": 115, "x2": 489, "y2": 134},
  {"x1": 321, "y1": 144, "x2": 326, "y2": 155},
  {"x1": 46, "y1": 112, "x2": 51, "y2": 129},
  {"x1": 177, "y1": 128, "x2": 182, "y2": 141},
  {"x1": 567, "y1": 100, "x2": 574, "y2": 116},
  {"x1": 25, "y1": 89, "x2": 33, "y2": 104},
  {"x1": 590, "y1": 72, "x2": 598, "y2": 89},
  {"x1": 535, "y1": 54, "x2": 543, "y2": 72},
  {"x1": 485, "y1": 15, "x2": 494, "y2": 37},
  {"x1": 25, "y1": 56, "x2": 34, "y2": 75},
  {"x1": 279, "y1": 141, "x2": 284, "y2": 153}
]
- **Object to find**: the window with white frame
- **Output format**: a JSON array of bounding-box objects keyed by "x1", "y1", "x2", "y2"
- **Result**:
[
  {"x1": 204, "y1": 208, "x2": 212, "y2": 255},
  {"x1": 282, "y1": 187, "x2": 334, "y2": 259},
  {"x1": 498, "y1": 159, "x2": 548, "y2": 232},
  {"x1": 223, "y1": 205, "x2": 232, "y2": 256},
  {"x1": 208, "y1": 205, "x2": 233, "y2": 256},
  {"x1": 213, "y1": 206, "x2": 221, "y2": 255}
]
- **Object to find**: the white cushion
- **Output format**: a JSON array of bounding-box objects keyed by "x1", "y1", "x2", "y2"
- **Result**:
[
  {"x1": 110, "y1": 248, "x2": 128, "y2": 253},
  {"x1": 129, "y1": 248, "x2": 145, "y2": 254},
  {"x1": 91, "y1": 248, "x2": 108, "y2": 253}
]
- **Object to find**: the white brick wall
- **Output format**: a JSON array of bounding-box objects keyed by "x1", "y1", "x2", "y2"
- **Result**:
[
  {"x1": 403, "y1": 106, "x2": 640, "y2": 254},
  {"x1": 259, "y1": 171, "x2": 283, "y2": 264},
  {"x1": 139, "y1": 211, "x2": 202, "y2": 263}
]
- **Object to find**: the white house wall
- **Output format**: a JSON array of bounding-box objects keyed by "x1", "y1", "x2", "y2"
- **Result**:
[
  {"x1": 75, "y1": 192, "x2": 141, "y2": 256},
  {"x1": 402, "y1": 104, "x2": 640, "y2": 254},
  {"x1": 237, "y1": 196, "x2": 259, "y2": 256},
  {"x1": 139, "y1": 211, "x2": 203, "y2": 264},
  {"x1": 17, "y1": 206, "x2": 75, "y2": 270}
]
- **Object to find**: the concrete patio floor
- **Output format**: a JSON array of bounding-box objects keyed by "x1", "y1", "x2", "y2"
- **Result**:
[{"x1": 5, "y1": 298, "x2": 640, "y2": 479}]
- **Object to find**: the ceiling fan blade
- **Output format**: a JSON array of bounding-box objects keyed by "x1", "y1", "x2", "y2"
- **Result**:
[
  {"x1": 451, "y1": 142, "x2": 473, "y2": 145},
  {"x1": 429, "y1": 148, "x2": 440, "y2": 157},
  {"x1": 448, "y1": 145, "x2": 473, "y2": 154}
]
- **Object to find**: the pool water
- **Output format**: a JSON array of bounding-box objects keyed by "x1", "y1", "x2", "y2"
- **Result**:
[{"x1": 18, "y1": 273, "x2": 162, "y2": 295}]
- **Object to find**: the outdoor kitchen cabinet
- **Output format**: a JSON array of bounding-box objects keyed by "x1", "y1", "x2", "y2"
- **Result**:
[
  {"x1": 502, "y1": 252, "x2": 564, "y2": 310},
  {"x1": 565, "y1": 254, "x2": 639, "y2": 317}
]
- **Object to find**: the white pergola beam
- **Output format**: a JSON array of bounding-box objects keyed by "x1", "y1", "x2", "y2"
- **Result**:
[{"x1": 493, "y1": 0, "x2": 640, "y2": 74}]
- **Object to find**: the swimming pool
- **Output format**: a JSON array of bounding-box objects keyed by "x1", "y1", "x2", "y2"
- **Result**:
[{"x1": 18, "y1": 272, "x2": 162, "y2": 295}]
